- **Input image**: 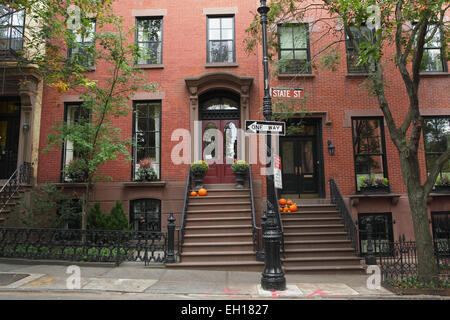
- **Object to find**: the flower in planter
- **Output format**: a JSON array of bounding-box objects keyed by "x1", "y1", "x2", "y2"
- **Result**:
[
  {"x1": 358, "y1": 175, "x2": 389, "y2": 189},
  {"x1": 135, "y1": 158, "x2": 158, "y2": 181},
  {"x1": 231, "y1": 160, "x2": 250, "y2": 173},
  {"x1": 436, "y1": 174, "x2": 450, "y2": 187},
  {"x1": 190, "y1": 160, "x2": 209, "y2": 176}
]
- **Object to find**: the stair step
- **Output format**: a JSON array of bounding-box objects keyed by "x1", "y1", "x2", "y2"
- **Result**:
[
  {"x1": 182, "y1": 241, "x2": 254, "y2": 253},
  {"x1": 284, "y1": 239, "x2": 353, "y2": 249},
  {"x1": 181, "y1": 251, "x2": 256, "y2": 262},
  {"x1": 281, "y1": 211, "x2": 340, "y2": 218},
  {"x1": 283, "y1": 265, "x2": 366, "y2": 274},
  {"x1": 184, "y1": 225, "x2": 252, "y2": 235},
  {"x1": 166, "y1": 260, "x2": 264, "y2": 272},
  {"x1": 282, "y1": 256, "x2": 363, "y2": 267},
  {"x1": 284, "y1": 232, "x2": 349, "y2": 240},
  {"x1": 283, "y1": 225, "x2": 346, "y2": 233},
  {"x1": 185, "y1": 217, "x2": 252, "y2": 226},
  {"x1": 183, "y1": 233, "x2": 253, "y2": 243},
  {"x1": 283, "y1": 247, "x2": 357, "y2": 258}
]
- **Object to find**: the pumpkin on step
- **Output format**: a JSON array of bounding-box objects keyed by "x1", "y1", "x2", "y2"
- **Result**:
[
  {"x1": 279, "y1": 198, "x2": 287, "y2": 206},
  {"x1": 289, "y1": 203, "x2": 298, "y2": 212},
  {"x1": 286, "y1": 200, "x2": 293, "y2": 206},
  {"x1": 190, "y1": 191, "x2": 197, "y2": 197},
  {"x1": 198, "y1": 188, "x2": 207, "y2": 196}
]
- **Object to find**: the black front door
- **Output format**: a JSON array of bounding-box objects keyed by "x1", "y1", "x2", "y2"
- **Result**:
[
  {"x1": 0, "y1": 99, "x2": 21, "y2": 179},
  {"x1": 280, "y1": 137, "x2": 318, "y2": 196}
]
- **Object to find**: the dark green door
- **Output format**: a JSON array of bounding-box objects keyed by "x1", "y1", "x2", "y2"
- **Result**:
[{"x1": 0, "y1": 99, "x2": 20, "y2": 179}]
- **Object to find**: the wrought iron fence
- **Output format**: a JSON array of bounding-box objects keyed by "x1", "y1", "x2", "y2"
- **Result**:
[
  {"x1": 0, "y1": 227, "x2": 170, "y2": 266},
  {"x1": 374, "y1": 235, "x2": 449, "y2": 282}
]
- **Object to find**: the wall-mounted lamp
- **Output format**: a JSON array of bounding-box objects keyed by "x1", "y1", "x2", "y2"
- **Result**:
[
  {"x1": 23, "y1": 124, "x2": 30, "y2": 132},
  {"x1": 327, "y1": 140, "x2": 335, "y2": 156}
]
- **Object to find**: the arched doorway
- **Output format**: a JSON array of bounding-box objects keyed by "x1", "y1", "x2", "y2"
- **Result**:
[{"x1": 200, "y1": 90, "x2": 240, "y2": 184}]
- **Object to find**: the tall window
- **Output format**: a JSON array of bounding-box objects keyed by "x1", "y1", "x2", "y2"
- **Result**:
[
  {"x1": 278, "y1": 23, "x2": 310, "y2": 74},
  {"x1": 136, "y1": 17, "x2": 163, "y2": 65},
  {"x1": 352, "y1": 118, "x2": 388, "y2": 191},
  {"x1": 431, "y1": 212, "x2": 450, "y2": 255},
  {"x1": 207, "y1": 16, "x2": 235, "y2": 63},
  {"x1": 62, "y1": 102, "x2": 90, "y2": 182},
  {"x1": 345, "y1": 26, "x2": 374, "y2": 73},
  {"x1": 68, "y1": 20, "x2": 96, "y2": 67},
  {"x1": 0, "y1": 5, "x2": 25, "y2": 51},
  {"x1": 130, "y1": 199, "x2": 161, "y2": 232},
  {"x1": 422, "y1": 25, "x2": 447, "y2": 72},
  {"x1": 133, "y1": 101, "x2": 161, "y2": 180},
  {"x1": 423, "y1": 117, "x2": 450, "y2": 181},
  {"x1": 358, "y1": 213, "x2": 394, "y2": 255}
]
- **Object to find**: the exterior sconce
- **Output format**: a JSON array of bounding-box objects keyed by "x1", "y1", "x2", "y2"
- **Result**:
[
  {"x1": 23, "y1": 124, "x2": 30, "y2": 132},
  {"x1": 327, "y1": 140, "x2": 335, "y2": 156}
]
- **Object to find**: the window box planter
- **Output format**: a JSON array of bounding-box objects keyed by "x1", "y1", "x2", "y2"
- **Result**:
[
  {"x1": 359, "y1": 186, "x2": 390, "y2": 195},
  {"x1": 433, "y1": 186, "x2": 450, "y2": 194}
]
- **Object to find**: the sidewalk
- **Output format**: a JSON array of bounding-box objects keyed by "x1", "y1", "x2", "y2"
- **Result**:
[{"x1": 0, "y1": 260, "x2": 448, "y2": 299}]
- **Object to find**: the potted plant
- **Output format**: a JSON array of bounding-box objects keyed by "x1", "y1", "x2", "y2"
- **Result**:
[
  {"x1": 135, "y1": 158, "x2": 158, "y2": 182},
  {"x1": 231, "y1": 160, "x2": 250, "y2": 189},
  {"x1": 190, "y1": 160, "x2": 209, "y2": 190},
  {"x1": 358, "y1": 175, "x2": 389, "y2": 194},
  {"x1": 434, "y1": 174, "x2": 450, "y2": 193}
]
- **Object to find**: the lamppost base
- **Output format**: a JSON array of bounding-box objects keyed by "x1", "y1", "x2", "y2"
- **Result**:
[{"x1": 261, "y1": 273, "x2": 286, "y2": 291}]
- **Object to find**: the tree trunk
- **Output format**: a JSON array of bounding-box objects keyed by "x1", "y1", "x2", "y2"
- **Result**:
[{"x1": 400, "y1": 152, "x2": 438, "y2": 281}]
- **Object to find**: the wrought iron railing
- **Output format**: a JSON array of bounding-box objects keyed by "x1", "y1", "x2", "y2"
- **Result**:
[
  {"x1": 178, "y1": 165, "x2": 191, "y2": 255},
  {"x1": 274, "y1": 187, "x2": 285, "y2": 256},
  {"x1": 329, "y1": 179, "x2": 359, "y2": 254},
  {"x1": 249, "y1": 165, "x2": 262, "y2": 257},
  {"x1": 375, "y1": 235, "x2": 449, "y2": 282},
  {"x1": 0, "y1": 162, "x2": 32, "y2": 213},
  {"x1": 0, "y1": 227, "x2": 168, "y2": 266}
]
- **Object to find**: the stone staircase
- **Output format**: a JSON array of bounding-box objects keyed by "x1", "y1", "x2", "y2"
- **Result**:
[
  {"x1": 0, "y1": 184, "x2": 32, "y2": 226},
  {"x1": 166, "y1": 183, "x2": 264, "y2": 271},
  {"x1": 280, "y1": 200, "x2": 366, "y2": 274}
]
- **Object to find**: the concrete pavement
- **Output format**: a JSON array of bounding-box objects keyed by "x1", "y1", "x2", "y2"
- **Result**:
[{"x1": 0, "y1": 260, "x2": 448, "y2": 300}]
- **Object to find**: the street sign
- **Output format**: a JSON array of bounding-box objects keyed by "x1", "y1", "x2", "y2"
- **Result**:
[
  {"x1": 245, "y1": 120, "x2": 285, "y2": 135},
  {"x1": 270, "y1": 88, "x2": 303, "y2": 99},
  {"x1": 274, "y1": 154, "x2": 282, "y2": 189}
]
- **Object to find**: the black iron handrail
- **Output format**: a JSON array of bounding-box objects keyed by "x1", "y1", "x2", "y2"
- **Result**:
[
  {"x1": 249, "y1": 165, "x2": 262, "y2": 255},
  {"x1": 329, "y1": 179, "x2": 359, "y2": 254},
  {"x1": 0, "y1": 162, "x2": 31, "y2": 213},
  {"x1": 178, "y1": 165, "x2": 191, "y2": 253},
  {"x1": 274, "y1": 187, "x2": 285, "y2": 256}
]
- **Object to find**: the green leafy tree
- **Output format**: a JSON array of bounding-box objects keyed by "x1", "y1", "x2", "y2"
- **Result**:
[
  {"x1": 246, "y1": 0, "x2": 449, "y2": 281},
  {"x1": 107, "y1": 201, "x2": 130, "y2": 231},
  {"x1": 3, "y1": 1, "x2": 160, "y2": 231}
]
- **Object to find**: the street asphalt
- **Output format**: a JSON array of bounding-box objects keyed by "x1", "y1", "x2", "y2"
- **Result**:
[{"x1": 0, "y1": 259, "x2": 448, "y2": 300}]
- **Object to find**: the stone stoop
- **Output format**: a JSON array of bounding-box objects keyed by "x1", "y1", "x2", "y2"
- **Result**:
[
  {"x1": 166, "y1": 183, "x2": 264, "y2": 272},
  {"x1": 281, "y1": 201, "x2": 366, "y2": 274}
]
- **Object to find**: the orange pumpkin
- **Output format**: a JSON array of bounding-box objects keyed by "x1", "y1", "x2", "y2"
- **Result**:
[
  {"x1": 198, "y1": 188, "x2": 207, "y2": 196},
  {"x1": 286, "y1": 200, "x2": 293, "y2": 206},
  {"x1": 190, "y1": 191, "x2": 197, "y2": 197},
  {"x1": 279, "y1": 198, "x2": 287, "y2": 206},
  {"x1": 289, "y1": 203, "x2": 298, "y2": 212},
  {"x1": 283, "y1": 207, "x2": 289, "y2": 213}
]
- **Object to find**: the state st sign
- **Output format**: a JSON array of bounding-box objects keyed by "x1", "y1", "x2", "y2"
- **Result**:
[{"x1": 270, "y1": 88, "x2": 304, "y2": 99}]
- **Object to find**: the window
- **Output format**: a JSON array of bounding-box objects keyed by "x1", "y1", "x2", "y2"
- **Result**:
[
  {"x1": 278, "y1": 23, "x2": 310, "y2": 74},
  {"x1": 62, "y1": 102, "x2": 90, "y2": 182},
  {"x1": 422, "y1": 25, "x2": 447, "y2": 72},
  {"x1": 345, "y1": 26, "x2": 374, "y2": 74},
  {"x1": 431, "y1": 212, "x2": 450, "y2": 255},
  {"x1": 358, "y1": 213, "x2": 394, "y2": 255},
  {"x1": 423, "y1": 117, "x2": 450, "y2": 181},
  {"x1": 133, "y1": 101, "x2": 161, "y2": 180},
  {"x1": 352, "y1": 118, "x2": 388, "y2": 191},
  {"x1": 136, "y1": 17, "x2": 163, "y2": 65},
  {"x1": 130, "y1": 199, "x2": 161, "y2": 231},
  {"x1": 68, "y1": 20, "x2": 96, "y2": 67},
  {"x1": 0, "y1": 5, "x2": 25, "y2": 51},
  {"x1": 207, "y1": 16, "x2": 235, "y2": 63}
]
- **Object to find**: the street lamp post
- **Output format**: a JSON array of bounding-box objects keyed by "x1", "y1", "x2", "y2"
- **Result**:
[{"x1": 258, "y1": 0, "x2": 286, "y2": 291}]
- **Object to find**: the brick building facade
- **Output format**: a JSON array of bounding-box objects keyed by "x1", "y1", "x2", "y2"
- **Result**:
[{"x1": 24, "y1": 1, "x2": 450, "y2": 258}]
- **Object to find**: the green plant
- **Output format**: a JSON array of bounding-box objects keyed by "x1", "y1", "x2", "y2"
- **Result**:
[
  {"x1": 190, "y1": 160, "x2": 209, "y2": 176},
  {"x1": 358, "y1": 175, "x2": 389, "y2": 188},
  {"x1": 436, "y1": 174, "x2": 450, "y2": 187},
  {"x1": 135, "y1": 158, "x2": 158, "y2": 181},
  {"x1": 87, "y1": 203, "x2": 109, "y2": 230},
  {"x1": 64, "y1": 159, "x2": 88, "y2": 182},
  {"x1": 231, "y1": 160, "x2": 250, "y2": 173},
  {"x1": 107, "y1": 201, "x2": 130, "y2": 231}
]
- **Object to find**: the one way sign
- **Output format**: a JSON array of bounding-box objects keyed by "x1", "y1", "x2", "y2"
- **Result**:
[{"x1": 245, "y1": 120, "x2": 285, "y2": 136}]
